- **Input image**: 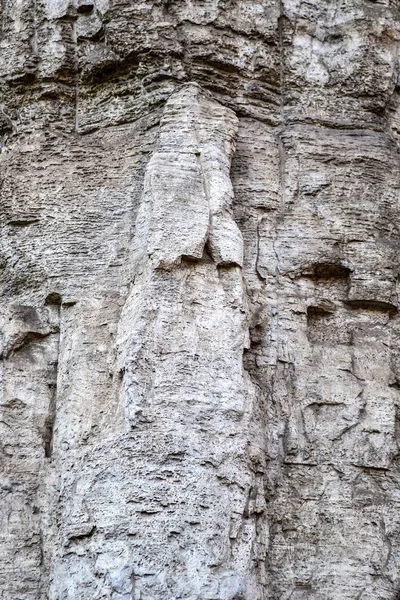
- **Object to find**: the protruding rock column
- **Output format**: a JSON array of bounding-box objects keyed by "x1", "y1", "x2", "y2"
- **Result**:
[
  {"x1": 116, "y1": 83, "x2": 267, "y2": 599},
  {"x1": 48, "y1": 84, "x2": 268, "y2": 600},
  {"x1": 0, "y1": 303, "x2": 60, "y2": 598}
]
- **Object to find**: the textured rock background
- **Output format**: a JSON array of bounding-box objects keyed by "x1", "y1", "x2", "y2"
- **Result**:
[{"x1": 1, "y1": 0, "x2": 400, "y2": 598}]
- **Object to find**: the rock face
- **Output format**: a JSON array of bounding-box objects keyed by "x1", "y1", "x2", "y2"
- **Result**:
[{"x1": 1, "y1": 1, "x2": 400, "y2": 599}]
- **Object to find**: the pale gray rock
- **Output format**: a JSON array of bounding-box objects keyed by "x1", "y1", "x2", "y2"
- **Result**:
[{"x1": 1, "y1": 1, "x2": 400, "y2": 599}]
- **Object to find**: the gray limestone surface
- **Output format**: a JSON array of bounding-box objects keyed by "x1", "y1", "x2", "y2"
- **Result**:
[{"x1": 1, "y1": 0, "x2": 400, "y2": 599}]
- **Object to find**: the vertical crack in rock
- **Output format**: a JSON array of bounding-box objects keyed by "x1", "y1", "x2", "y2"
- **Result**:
[
  {"x1": 43, "y1": 296, "x2": 62, "y2": 459},
  {"x1": 43, "y1": 378, "x2": 57, "y2": 459},
  {"x1": 73, "y1": 9, "x2": 79, "y2": 134}
]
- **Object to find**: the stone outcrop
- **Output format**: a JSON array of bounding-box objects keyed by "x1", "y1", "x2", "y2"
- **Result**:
[{"x1": 1, "y1": 1, "x2": 400, "y2": 599}]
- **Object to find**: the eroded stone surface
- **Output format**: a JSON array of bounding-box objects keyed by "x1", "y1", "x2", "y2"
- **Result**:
[{"x1": 1, "y1": 1, "x2": 400, "y2": 599}]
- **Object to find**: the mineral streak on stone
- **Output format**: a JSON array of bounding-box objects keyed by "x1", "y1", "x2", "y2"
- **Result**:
[{"x1": 1, "y1": 0, "x2": 400, "y2": 599}]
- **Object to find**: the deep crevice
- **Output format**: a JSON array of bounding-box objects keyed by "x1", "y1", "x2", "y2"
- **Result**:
[
  {"x1": 43, "y1": 380, "x2": 57, "y2": 458},
  {"x1": 307, "y1": 304, "x2": 335, "y2": 320},
  {"x1": 345, "y1": 299, "x2": 398, "y2": 314},
  {"x1": 302, "y1": 263, "x2": 351, "y2": 281}
]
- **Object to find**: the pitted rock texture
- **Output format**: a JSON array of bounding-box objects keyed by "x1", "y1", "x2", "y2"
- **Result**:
[{"x1": 1, "y1": 1, "x2": 400, "y2": 599}]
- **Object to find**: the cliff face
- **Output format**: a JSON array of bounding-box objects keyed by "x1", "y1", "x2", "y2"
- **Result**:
[{"x1": 1, "y1": 1, "x2": 400, "y2": 599}]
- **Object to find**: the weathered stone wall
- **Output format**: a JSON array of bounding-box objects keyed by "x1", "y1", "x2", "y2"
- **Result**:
[{"x1": 1, "y1": 1, "x2": 400, "y2": 598}]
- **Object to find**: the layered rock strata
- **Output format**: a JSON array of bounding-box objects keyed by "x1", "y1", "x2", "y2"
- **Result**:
[{"x1": 1, "y1": 1, "x2": 400, "y2": 599}]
